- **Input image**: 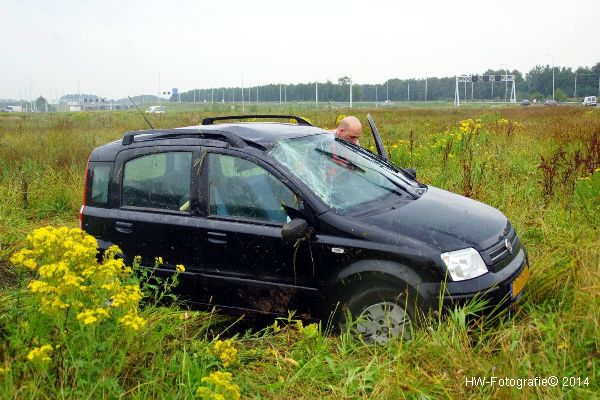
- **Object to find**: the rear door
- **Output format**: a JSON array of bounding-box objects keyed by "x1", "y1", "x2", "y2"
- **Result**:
[{"x1": 106, "y1": 146, "x2": 206, "y2": 298}]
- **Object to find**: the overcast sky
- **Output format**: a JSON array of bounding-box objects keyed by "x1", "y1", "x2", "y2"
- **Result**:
[{"x1": 2, "y1": 0, "x2": 599, "y2": 100}]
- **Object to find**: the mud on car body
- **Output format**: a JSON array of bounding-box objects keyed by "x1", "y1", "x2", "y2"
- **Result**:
[{"x1": 81, "y1": 114, "x2": 529, "y2": 343}]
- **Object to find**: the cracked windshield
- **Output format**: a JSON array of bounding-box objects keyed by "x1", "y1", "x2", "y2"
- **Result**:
[{"x1": 269, "y1": 134, "x2": 420, "y2": 213}]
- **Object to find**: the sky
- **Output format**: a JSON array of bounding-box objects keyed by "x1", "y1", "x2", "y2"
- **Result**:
[{"x1": 2, "y1": 0, "x2": 599, "y2": 100}]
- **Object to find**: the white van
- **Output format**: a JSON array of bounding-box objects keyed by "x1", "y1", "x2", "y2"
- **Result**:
[
  {"x1": 145, "y1": 105, "x2": 165, "y2": 114},
  {"x1": 4, "y1": 106, "x2": 24, "y2": 112},
  {"x1": 582, "y1": 96, "x2": 597, "y2": 106}
]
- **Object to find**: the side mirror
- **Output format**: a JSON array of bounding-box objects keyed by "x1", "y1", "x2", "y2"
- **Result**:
[
  {"x1": 281, "y1": 218, "x2": 311, "y2": 242},
  {"x1": 405, "y1": 167, "x2": 417, "y2": 180}
]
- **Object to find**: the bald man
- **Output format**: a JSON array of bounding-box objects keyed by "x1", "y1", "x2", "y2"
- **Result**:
[{"x1": 332, "y1": 116, "x2": 362, "y2": 145}]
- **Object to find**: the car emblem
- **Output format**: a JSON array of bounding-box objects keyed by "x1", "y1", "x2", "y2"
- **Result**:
[{"x1": 505, "y1": 238, "x2": 513, "y2": 255}]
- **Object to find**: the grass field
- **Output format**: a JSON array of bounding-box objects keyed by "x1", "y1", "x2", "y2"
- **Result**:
[{"x1": 0, "y1": 106, "x2": 598, "y2": 399}]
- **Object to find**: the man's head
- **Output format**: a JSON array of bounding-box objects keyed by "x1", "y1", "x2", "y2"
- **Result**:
[{"x1": 335, "y1": 116, "x2": 362, "y2": 145}]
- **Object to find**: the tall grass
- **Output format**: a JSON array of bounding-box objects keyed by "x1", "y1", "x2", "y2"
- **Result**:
[{"x1": 0, "y1": 107, "x2": 598, "y2": 398}]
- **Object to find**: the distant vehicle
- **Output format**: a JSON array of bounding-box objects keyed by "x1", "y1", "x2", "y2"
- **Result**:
[
  {"x1": 582, "y1": 96, "x2": 597, "y2": 107},
  {"x1": 145, "y1": 106, "x2": 165, "y2": 114},
  {"x1": 66, "y1": 101, "x2": 81, "y2": 112},
  {"x1": 521, "y1": 100, "x2": 530, "y2": 106},
  {"x1": 381, "y1": 100, "x2": 394, "y2": 106},
  {"x1": 545, "y1": 99, "x2": 557, "y2": 106},
  {"x1": 3, "y1": 106, "x2": 24, "y2": 112}
]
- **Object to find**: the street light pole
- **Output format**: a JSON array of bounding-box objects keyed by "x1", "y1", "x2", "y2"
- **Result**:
[
  {"x1": 552, "y1": 57, "x2": 555, "y2": 100},
  {"x1": 546, "y1": 54, "x2": 555, "y2": 100}
]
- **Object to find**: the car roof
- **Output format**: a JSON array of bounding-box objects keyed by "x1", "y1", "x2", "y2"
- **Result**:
[
  {"x1": 89, "y1": 122, "x2": 328, "y2": 161},
  {"x1": 181, "y1": 122, "x2": 327, "y2": 147}
]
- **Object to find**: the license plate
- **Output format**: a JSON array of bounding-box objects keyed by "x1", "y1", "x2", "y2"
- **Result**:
[{"x1": 511, "y1": 265, "x2": 530, "y2": 299}]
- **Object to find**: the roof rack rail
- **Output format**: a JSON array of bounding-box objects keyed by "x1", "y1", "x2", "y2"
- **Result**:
[
  {"x1": 121, "y1": 128, "x2": 247, "y2": 147},
  {"x1": 202, "y1": 114, "x2": 313, "y2": 126}
]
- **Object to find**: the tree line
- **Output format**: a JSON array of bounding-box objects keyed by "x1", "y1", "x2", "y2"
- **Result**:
[{"x1": 176, "y1": 62, "x2": 600, "y2": 103}]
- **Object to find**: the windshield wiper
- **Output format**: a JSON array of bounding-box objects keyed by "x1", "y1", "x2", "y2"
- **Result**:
[{"x1": 336, "y1": 138, "x2": 419, "y2": 183}]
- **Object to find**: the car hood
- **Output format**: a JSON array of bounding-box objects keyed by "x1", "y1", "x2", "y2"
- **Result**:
[{"x1": 358, "y1": 186, "x2": 508, "y2": 252}]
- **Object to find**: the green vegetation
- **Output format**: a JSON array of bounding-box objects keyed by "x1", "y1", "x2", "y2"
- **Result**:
[{"x1": 0, "y1": 107, "x2": 598, "y2": 398}]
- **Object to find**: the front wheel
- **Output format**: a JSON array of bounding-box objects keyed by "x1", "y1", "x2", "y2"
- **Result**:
[{"x1": 338, "y1": 282, "x2": 416, "y2": 344}]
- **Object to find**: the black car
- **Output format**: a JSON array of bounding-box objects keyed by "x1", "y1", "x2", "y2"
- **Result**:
[{"x1": 81, "y1": 115, "x2": 529, "y2": 343}]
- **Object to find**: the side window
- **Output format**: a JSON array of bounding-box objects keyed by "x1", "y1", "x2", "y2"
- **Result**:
[
  {"x1": 87, "y1": 162, "x2": 112, "y2": 207},
  {"x1": 208, "y1": 153, "x2": 297, "y2": 223},
  {"x1": 122, "y1": 152, "x2": 192, "y2": 211}
]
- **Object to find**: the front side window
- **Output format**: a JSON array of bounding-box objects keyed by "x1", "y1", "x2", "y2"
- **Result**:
[
  {"x1": 122, "y1": 152, "x2": 192, "y2": 210},
  {"x1": 208, "y1": 153, "x2": 297, "y2": 224}
]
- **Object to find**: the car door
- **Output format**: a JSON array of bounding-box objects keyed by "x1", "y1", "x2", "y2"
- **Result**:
[
  {"x1": 108, "y1": 146, "x2": 206, "y2": 298},
  {"x1": 196, "y1": 149, "x2": 318, "y2": 315}
]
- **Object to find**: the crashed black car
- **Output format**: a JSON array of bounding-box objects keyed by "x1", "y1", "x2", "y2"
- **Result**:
[{"x1": 81, "y1": 114, "x2": 529, "y2": 343}]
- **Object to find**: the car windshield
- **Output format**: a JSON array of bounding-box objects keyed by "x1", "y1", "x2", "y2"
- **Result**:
[{"x1": 268, "y1": 134, "x2": 423, "y2": 213}]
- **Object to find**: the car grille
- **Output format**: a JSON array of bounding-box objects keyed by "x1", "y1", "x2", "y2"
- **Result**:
[{"x1": 481, "y1": 224, "x2": 521, "y2": 273}]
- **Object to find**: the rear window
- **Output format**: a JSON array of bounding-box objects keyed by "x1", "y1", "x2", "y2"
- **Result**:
[
  {"x1": 122, "y1": 151, "x2": 192, "y2": 211},
  {"x1": 87, "y1": 162, "x2": 112, "y2": 207}
]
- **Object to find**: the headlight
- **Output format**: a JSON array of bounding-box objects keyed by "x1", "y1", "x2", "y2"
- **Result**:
[{"x1": 440, "y1": 248, "x2": 488, "y2": 281}]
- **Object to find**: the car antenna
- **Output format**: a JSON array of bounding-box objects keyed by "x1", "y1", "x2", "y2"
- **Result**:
[{"x1": 128, "y1": 96, "x2": 154, "y2": 129}]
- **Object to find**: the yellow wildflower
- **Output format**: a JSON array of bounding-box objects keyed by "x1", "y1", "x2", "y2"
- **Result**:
[
  {"x1": 104, "y1": 245, "x2": 122, "y2": 258},
  {"x1": 176, "y1": 264, "x2": 185, "y2": 273},
  {"x1": 0, "y1": 367, "x2": 8, "y2": 375},
  {"x1": 27, "y1": 345, "x2": 53, "y2": 363},
  {"x1": 28, "y1": 280, "x2": 51, "y2": 294},
  {"x1": 77, "y1": 310, "x2": 98, "y2": 325},
  {"x1": 11, "y1": 225, "x2": 147, "y2": 332},
  {"x1": 119, "y1": 312, "x2": 146, "y2": 331},
  {"x1": 76, "y1": 308, "x2": 110, "y2": 325},
  {"x1": 197, "y1": 371, "x2": 240, "y2": 400},
  {"x1": 22, "y1": 258, "x2": 37, "y2": 270},
  {"x1": 95, "y1": 308, "x2": 109, "y2": 318},
  {"x1": 212, "y1": 340, "x2": 238, "y2": 367},
  {"x1": 111, "y1": 285, "x2": 142, "y2": 308}
]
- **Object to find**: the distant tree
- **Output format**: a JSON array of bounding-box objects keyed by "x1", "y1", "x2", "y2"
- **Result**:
[
  {"x1": 35, "y1": 96, "x2": 48, "y2": 112},
  {"x1": 554, "y1": 88, "x2": 567, "y2": 102},
  {"x1": 145, "y1": 61, "x2": 599, "y2": 104}
]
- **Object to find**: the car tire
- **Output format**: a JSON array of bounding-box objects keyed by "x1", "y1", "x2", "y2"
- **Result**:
[{"x1": 336, "y1": 280, "x2": 417, "y2": 344}]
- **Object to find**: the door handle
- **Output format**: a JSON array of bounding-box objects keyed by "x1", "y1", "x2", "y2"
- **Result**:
[
  {"x1": 207, "y1": 231, "x2": 227, "y2": 244},
  {"x1": 115, "y1": 221, "x2": 133, "y2": 234}
]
